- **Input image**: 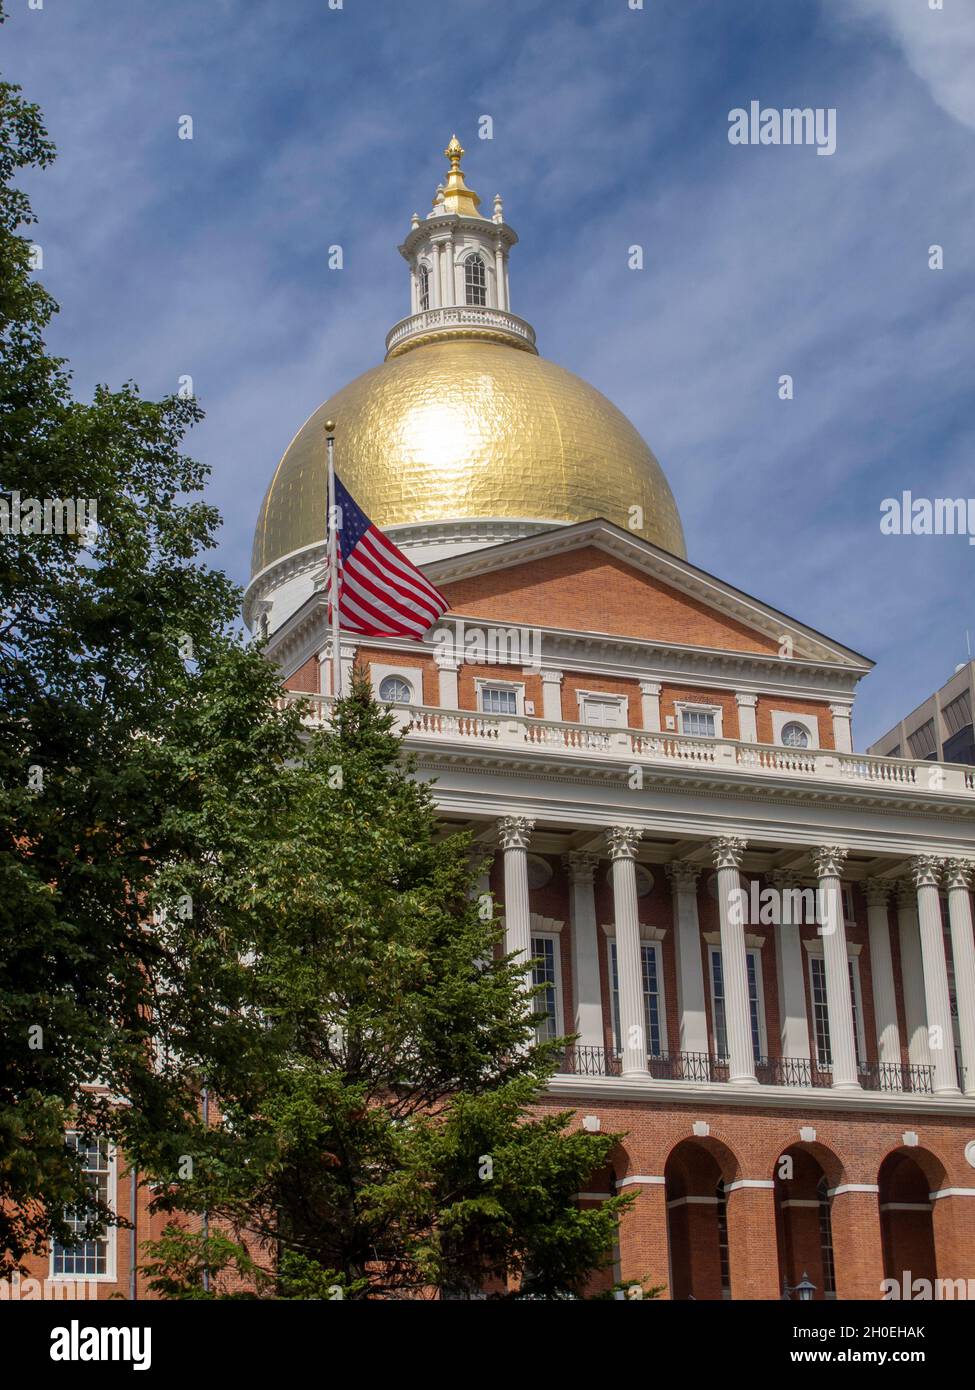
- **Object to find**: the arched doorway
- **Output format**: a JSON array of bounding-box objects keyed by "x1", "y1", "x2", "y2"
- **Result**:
[
  {"x1": 774, "y1": 1145, "x2": 841, "y2": 1300},
  {"x1": 665, "y1": 1139, "x2": 738, "y2": 1299},
  {"x1": 879, "y1": 1149, "x2": 940, "y2": 1292}
]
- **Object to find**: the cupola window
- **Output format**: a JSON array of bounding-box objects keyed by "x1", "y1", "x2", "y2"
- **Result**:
[
  {"x1": 418, "y1": 264, "x2": 430, "y2": 312},
  {"x1": 464, "y1": 252, "x2": 487, "y2": 306}
]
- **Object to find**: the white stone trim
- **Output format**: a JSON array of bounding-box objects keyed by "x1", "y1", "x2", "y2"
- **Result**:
[
  {"x1": 929, "y1": 1188, "x2": 975, "y2": 1200},
  {"x1": 828, "y1": 1184, "x2": 880, "y2": 1197},
  {"x1": 725, "y1": 1179, "x2": 775, "y2": 1192},
  {"x1": 880, "y1": 1203, "x2": 932, "y2": 1213},
  {"x1": 779, "y1": 1199, "x2": 821, "y2": 1210},
  {"x1": 617, "y1": 1175, "x2": 665, "y2": 1188},
  {"x1": 667, "y1": 1195, "x2": 719, "y2": 1208}
]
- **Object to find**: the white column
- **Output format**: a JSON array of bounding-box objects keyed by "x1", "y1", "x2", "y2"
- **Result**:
[
  {"x1": 502, "y1": 250, "x2": 510, "y2": 311},
  {"x1": 340, "y1": 642, "x2": 356, "y2": 691},
  {"x1": 912, "y1": 856, "x2": 959, "y2": 1094},
  {"x1": 710, "y1": 836, "x2": 755, "y2": 1084},
  {"x1": 494, "y1": 241, "x2": 506, "y2": 310},
  {"x1": 564, "y1": 852, "x2": 603, "y2": 1049},
  {"x1": 896, "y1": 880, "x2": 932, "y2": 1068},
  {"x1": 735, "y1": 693, "x2": 758, "y2": 743},
  {"x1": 830, "y1": 702, "x2": 854, "y2": 753},
  {"x1": 541, "y1": 670, "x2": 563, "y2": 721},
  {"x1": 436, "y1": 653, "x2": 459, "y2": 709},
  {"x1": 498, "y1": 817, "x2": 535, "y2": 979},
  {"x1": 666, "y1": 861, "x2": 708, "y2": 1056},
  {"x1": 811, "y1": 846, "x2": 859, "y2": 1090},
  {"x1": 606, "y1": 826, "x2": 645, "y2": 1077},
  {"x1": 862, "y1": 879, "x2": 901, "y2": 1065},
  {"x1": 768, "y1": 871, "x2": 810, "y2": 1061},
  {"x1": 639, "y1": 681, "x2": 662, "y2": 732},
  {"x1": 945, "y1": 859, "x2": 975, "y2": 1097},
  {"x1": 432, "y1": 242, "x2": 443, "y2": 309}
]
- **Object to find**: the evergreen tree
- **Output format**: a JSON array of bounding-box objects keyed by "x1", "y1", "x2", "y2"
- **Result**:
[{"x1": 143, "y1": 673, "x2": 632, "y2": 1299}]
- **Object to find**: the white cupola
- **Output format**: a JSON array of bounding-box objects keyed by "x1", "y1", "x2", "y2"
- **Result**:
[{"x1": 384, "y1": 135, "x2": 536, "y2": 360}]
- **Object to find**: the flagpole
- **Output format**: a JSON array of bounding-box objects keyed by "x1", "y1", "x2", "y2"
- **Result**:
[{"x1": 325, "y1": 419, "x2": 341, "y2": 699}]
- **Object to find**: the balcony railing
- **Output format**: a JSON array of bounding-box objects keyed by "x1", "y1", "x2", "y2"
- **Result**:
[
  {"x1": 277, "y1": 695, "x2": 975, "y2": 798},
  {"x1": 385, "y1": 305, "x2": 538, "y2": 355},
  {"x1": 554, "y1": 1049, "x2": 937, "y2": 1095}
]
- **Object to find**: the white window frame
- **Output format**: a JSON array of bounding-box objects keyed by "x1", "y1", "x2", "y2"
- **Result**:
[
  {"x1": 675, "y1": 701, "x2": 723, "y2": 739},
  {"x1": 530, "y1": 931, "x2": 563, "y2": 1041},
  {"x1": 771, "y1": 711, "x2": 820, "y2": 749},
  {"x1": 805, "y1": 944, "x2": 866, "y2": 1070},
  {"x1": 605, "y1": 934, "x2": 668, "y2": 1059},
  {"x1": 49, "y1": 1135, "x2": 117, "y2": 1283},
  {"x1": 370, "y1": 663, "x2": 422, "y2": 706},
  {"x1": 707, "y1": 942, "x2": 768, "y2": 1062},
  {"x1": 576, "y1": 690, "x2": 629, "y2": 728},
  {"x1": 475, "y1": 678, "x2": 525, "y2": 716}
]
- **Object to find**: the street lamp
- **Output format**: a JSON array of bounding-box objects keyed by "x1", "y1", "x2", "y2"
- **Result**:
[{"x1": 782, "y1": 1272, "x2": 817, "y2": 1301}]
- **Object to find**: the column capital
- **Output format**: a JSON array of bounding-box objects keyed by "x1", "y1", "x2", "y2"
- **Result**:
[
  {"x1": 910, "y1": 854, "x2": 945, "y2": 889},
  {"x1": 666, "y1": 859, "x2": 701, "y2": 893},
  {"x1": 563, "y1": 850, "x2": 599, "y2": 885},
  {"x1": 735, "y1": 692, "x2": 758, "y2": 708},
  {"x1": 639, "y1": 680, "x2": 662, "y2": 696},
  {"x1": 862, "y1": 877, "x2": 893, "y2": 908},
  {"x1": 829, "y1": 702, "x2": 853, "y2": 717},
  {"x1": 768, "y1": 868, "x2": 803, "y2": 890},
  {"x1": 895, "y1": 878, "x2": 917, "y2": 909},
  {"x1": 540, "y1": 668, "x2": 564, "y2": 685},
  {"x1": 811, "y1": 845, "x2": 848, "y2": 879},
  {"x1": 606, "y1": 825, "x2": 643, "y2": 861},
  {"x1": 944, "y1": 858, "x2": 975, "y2": 892},
  {"x1": 710, "y1": 835, "x2": 747, "y2": 871},
  {"x1": 497, "y1": 815, "x2": 534, "y2": 851}
]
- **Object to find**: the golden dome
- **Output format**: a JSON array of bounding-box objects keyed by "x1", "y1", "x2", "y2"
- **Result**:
[{"x1": 251, "y1": 339, "x2": 686, "y2": 576}]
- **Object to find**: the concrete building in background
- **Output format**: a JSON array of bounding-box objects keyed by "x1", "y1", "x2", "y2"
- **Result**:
[{"x1": 869, "y1": 660, "x2": 975, "y2": 768}]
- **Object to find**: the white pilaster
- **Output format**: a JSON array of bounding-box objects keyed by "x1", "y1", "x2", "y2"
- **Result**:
[
  {"x1": 896, "y1": 880, "x2": 932, "y2": 1069},
  {"x1": 498, "y1": 816, "x2": 535, "y2": 979},
  {"x1": 639, "y1": 681, "x2": 662, "y2": 733},
  {"x1": 829, "y1": 703, "x2": 854, "y2": 753},
  {"x1": 862, "y1": 879, "x2": 901, "y2": 1065},
  {"x1": 436, "y1": 653, "x2": 459, "y2": 709},
  {"x1": 431, "y1": 241, "x2": 443, "y2": 309},
  {"x1": 912, "y1": 856, "x2": 959, "y2": 1094},
  {"x1": 944, "y1": 859, "x2": 975, "y2": 1097},
  {"x1": 606, "y1": 826, "x2": 645, "y2": 1077},
  {"x1": 494, "y1": 241, "x2": 506, "y2": 311},
  {"x1": 666, "y1": 861, "x2": 708, "y2": 1056},
  {"x1": 811, "y1": 846, "x2": 860, "y2": 1090},
  {"x1": 541, "y1": 670, "x2": 564, "y2": 722},
  {"x1": 735, "y1": 693, "x2": 758, "y2": 743},
  {"x1": 768, "y1": 871, "x2": 810, "y2": 1061},
  {"x1": 564, "y1": 852, "x2": 603, "y2": 1049},
  {"x1": 710, "y1": 836, "x2": 756, "y2": 1085}
]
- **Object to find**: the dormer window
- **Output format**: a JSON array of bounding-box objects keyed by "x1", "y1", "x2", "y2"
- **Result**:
[
  {"x1": 464, "y1": 252, "x2": 487, "y2": 306},
  {"x1": 418, "y1": 264, "x2": 430, "y2": 312}
]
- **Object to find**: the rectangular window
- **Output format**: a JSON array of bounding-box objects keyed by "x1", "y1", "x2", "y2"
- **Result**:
[
  {"x1": 52, "y1": 1136, "x2": 113, "y2": 1278},
  {"x1": 531, "y1": 936, "x2": 559, "y2": 1040},
  {"x1": 681, "y1": 708, "x2": 716, "y2": 738},
  {"x1": 480, "y1": 685, "x2": 518, "y2": 716},
  {"x1": 710, "y1": 948, "x2": 764, "y2": 1062},
  {"x1": 810, "y1": 956, "x2": 831, "y2": 1067},
  {"x1": 610, "y1": 941, "x2": 663, "y2": 1057}
]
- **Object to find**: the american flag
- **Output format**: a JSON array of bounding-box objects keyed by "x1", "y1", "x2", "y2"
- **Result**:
[{"x1": 328, "y1": 474, "x2": 449, "y2": 638}]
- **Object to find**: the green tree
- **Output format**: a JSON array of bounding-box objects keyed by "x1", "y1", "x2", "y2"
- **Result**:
[
  {"x1": 143, "y1": 674, "x2": 632, "y2": 1299},
  {"x1": 0, "y1": 14, "x2": 301, "y2": 1270}
]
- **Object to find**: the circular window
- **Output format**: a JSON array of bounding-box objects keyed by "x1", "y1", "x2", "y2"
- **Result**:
[
  {"x1": 378, "y1": 675, "x2": 414, "y2": 704},
  {"x1": 526, "y1": 855, "x2": 553, "y2": 890},
  {"x1": 605, "y1": 865, "x2": 654, "y2": 897},
  {"x1": 781, "y1": 722, "x2": 810, "y2": 749},
  {"x1": 965, "y1": 1139, "x2": 975, "y2": 1170}
]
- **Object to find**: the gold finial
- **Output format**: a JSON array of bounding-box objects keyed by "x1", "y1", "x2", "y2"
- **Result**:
[
  {"x1": 324, "y1": 419, "x2": 336, "y2": 435},
  {"x1": 438, "y1": 132, "x2": 481, "y2": 217}
]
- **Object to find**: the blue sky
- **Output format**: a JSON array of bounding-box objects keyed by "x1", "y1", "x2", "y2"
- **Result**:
[{"x1": 4, "y1": 0, "x2": 974, "y2": 748}]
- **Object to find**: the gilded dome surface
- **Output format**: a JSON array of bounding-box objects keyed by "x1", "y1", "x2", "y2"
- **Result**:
[{"x1": 251, "y1": 339, "x2": 686, "y2": 576}]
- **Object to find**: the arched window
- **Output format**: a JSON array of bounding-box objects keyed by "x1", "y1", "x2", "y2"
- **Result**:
[
  {"x1": 782, "y1": 722, "x2": 810, "y2": 749},
  {"x1": 464, "y1": 252, "x2": 486, "y2": 306},
  {"x1": 418, "y1": 264, "x2": 430, "y2": 312},
  {"x1": 378, "y1": 675, "x2": 413, "y2": 704}
]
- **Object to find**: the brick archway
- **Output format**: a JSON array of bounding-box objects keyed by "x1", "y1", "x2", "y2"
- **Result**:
[
  {"x1": 878, "y1": 1147, "x2": 947, "y2": 1294},
  {"x1": 774, "y1": 1144, "x2": 843, "y2": 1300},
  {"x1": 665, "y1": 1138, "x2": 740, "y2": 1300}
]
